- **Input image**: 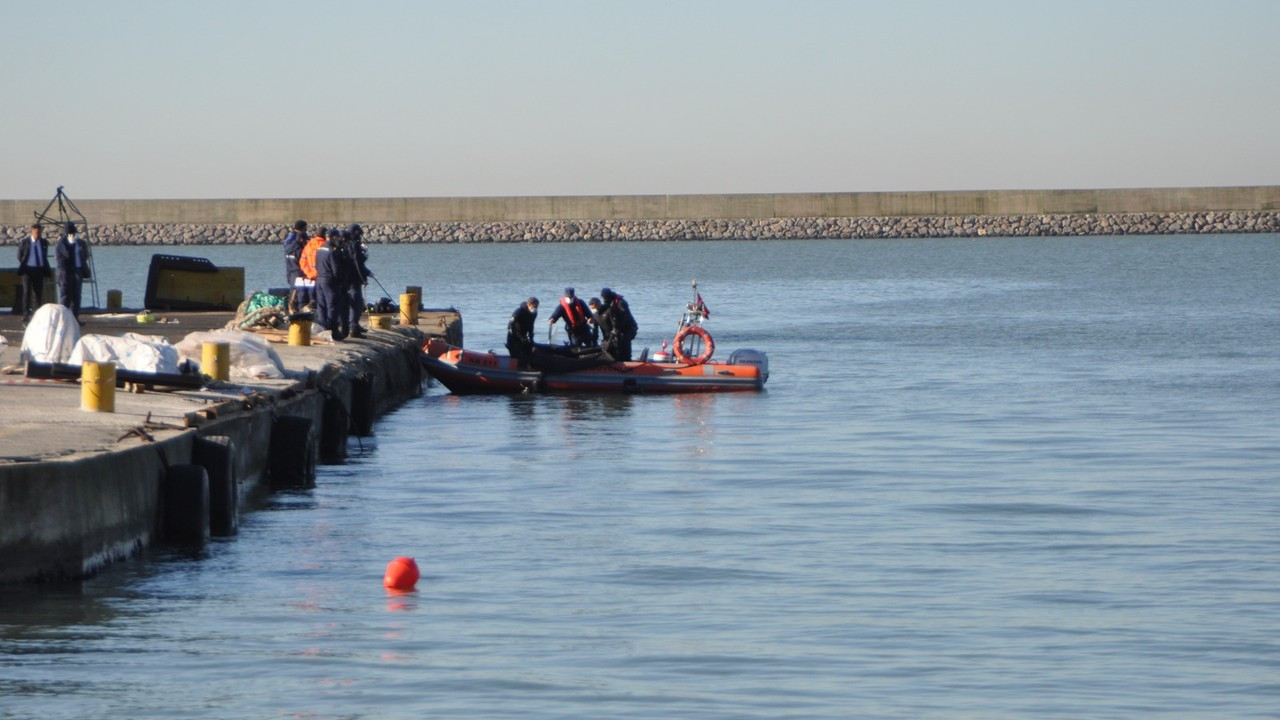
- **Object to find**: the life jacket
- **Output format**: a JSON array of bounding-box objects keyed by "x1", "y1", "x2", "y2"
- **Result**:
[
  {"x1": 299, "y1": 236, "x2": 325, "y2": 280},
  {"x1": 560, "y1": 296, "x2": 587, "y2": 328}
]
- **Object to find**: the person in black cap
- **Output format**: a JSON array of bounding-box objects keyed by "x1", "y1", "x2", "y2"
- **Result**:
[
  {"x1": 506, "y1": 297, "x2": 539, "y2": 361},
  {"x1": 55, "y1": 222, "x2": 90, "y2": 321},
  {"x1": 546, "y1": 287, "x2": 594, "y2": 347},
  {"x1": 283, "y1": 220, "x2": 308, "y2": 313},
  {"x1": 599, "y1": 287, "x2": 638, "y2": 360},
  {"x1": 16, "y1": 223, "x2": 51, "y2": 323}
]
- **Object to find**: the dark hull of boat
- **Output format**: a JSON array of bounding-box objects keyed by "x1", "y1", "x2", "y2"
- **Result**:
[{"x1": 421, "y1": 338, "x2": 765, "y2": 395}]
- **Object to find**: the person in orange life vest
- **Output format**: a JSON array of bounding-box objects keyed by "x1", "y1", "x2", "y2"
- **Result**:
[
  {"x1": 55, "y1": 222, "x2": 91, "y2": 321},
  {"x1": 547, "y1": 287, "x2": 594, "y2": 347},
  {"x1": 16, "y1": 223, "x2": 51, "y2": 323},
  {"x1": 297, "y1": 228, "x2": 327, "y2": 313}
]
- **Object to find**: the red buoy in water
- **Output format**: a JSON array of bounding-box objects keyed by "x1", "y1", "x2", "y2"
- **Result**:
[{"x1": 383, "y1": 556, "x2": 420, "y2": 591}]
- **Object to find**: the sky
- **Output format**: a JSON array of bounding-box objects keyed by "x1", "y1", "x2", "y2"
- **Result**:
[{"x1": 2, "y1": 0, "x2": 1277, "y2": 200}]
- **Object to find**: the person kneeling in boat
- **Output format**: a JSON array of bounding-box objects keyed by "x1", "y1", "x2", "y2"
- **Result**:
[
  {"x1": 506, "y1": 297, "x2": 539, "y2": 361},
  {"x1": 547, "y1": 287, "x2": 594, "y2": 348},
  {"x1": 599, "y1": 288, "x2": 638, "y2": 361}
]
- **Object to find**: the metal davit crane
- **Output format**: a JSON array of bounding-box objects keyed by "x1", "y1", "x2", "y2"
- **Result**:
[{"x1": 33, "y1": 186, "x2": 99, "y2": 309}]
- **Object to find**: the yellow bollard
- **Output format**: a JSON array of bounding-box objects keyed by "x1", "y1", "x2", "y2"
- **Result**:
[
  {"x1": 289, "y1": 317, "x2": 312, "y2": 346},
  {"x1": 399, "y1": 293, "x2": 419, "y2": 326},
  {"x1": 371, "y1": 315, "x2": 391, "y2": 330},
  {"x1": 106, "y1": 289, "x2": 123, "y2": 310},
  {"x1": 81, "y1": 361, "x2": 116, "y2": 413},
  {"x1": 202, "y1": 341, "x2": 230, "y2": 381}
]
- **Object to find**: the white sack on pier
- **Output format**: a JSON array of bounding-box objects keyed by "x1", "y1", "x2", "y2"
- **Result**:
[
  {"x1": 175, "y1": 330, "x2": 286, "y2": 380},
  {"x1": 68, "y1": 333, "x2": 185, "y2": 374},
  {"x1": 20, "y1": 304, "x2": 80, "y2": 364}
]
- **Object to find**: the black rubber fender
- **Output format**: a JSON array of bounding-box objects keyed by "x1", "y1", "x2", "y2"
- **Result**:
[
  {"x1": 163, "y1": 464, "x2": 209, "y2": 545},
  {"x1": 270, "y1": 415, "x2": 317, "y2": 489},
  {"x1": 349, "y1": 375, "x2": 376, "y2": 437},
  {"x1": 194, "y1": 435, "x2": 238, "y2": 536},
  {"x1": 319, "y1": 395, "x2": 349, "y2": 464}
]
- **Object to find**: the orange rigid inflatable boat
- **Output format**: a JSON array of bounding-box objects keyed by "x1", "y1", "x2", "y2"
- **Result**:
[
  {"x1": 421, "y1": 337, "x2": 768, "y2": 394},
  {"x1": 420, "y1": 282, "x2": 769, "y2": 395}
]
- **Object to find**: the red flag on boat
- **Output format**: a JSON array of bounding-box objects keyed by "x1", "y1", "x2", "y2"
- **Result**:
[{"x1": 697, "y1": 293, "x2": 710, "y2": 317}]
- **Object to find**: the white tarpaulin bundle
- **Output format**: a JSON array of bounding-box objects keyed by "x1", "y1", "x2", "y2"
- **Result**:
[
  {"x1": 20, "y1": 304, "x2": 80, "y2": 363},
  {"x1": 174, "y1": 330, "x2": 286, "y2": 379},
  {"x1": 68, "y1": 333, "x2": 185, "y2": 374}
]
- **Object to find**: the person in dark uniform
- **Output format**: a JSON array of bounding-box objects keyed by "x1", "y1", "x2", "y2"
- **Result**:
[
  {"x1": 283, "y1": 220, "x2": 308, "y2": 313},
  {"x1": 315, "y1": 228, "x2": 350, "y2": 340},
  {"x1": 345, "y1": 224, "x2": 371, "y2": 338},
  {"x1": 55, "y1": 222, "x2": 90, "y2": 321},
  {"x1": 16, "y1": 224, "x2": 51, "y2": 322},
  {"x1": 587, "y1": 296, "x2": 604, "y2": 345},
  {"x1": 506, "y1": 297, "x2": 540, "y2": 360},
  {"x1": 599, "y1": 288, "x2": 638, "y2": 361},
  {"x1": 547, "y1": 287, "x2": 594, "y2": 347}
]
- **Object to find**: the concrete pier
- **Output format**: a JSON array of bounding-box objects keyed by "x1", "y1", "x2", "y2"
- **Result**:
[{"x1": 0, "y1": 308, "x2": 461, "y2": 583}]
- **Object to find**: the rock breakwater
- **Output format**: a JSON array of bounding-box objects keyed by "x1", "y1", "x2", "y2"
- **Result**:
[{"x1": 4, "y1": 211, "x2": 1278, "y2": 246}]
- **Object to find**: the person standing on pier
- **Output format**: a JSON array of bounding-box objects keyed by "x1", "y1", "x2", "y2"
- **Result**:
[
  {"x1": 547, "y1": 287, "x2": 594, "y2": 347},
  {"x1": 283, "y1": 220, "x2": 308, "y2": 313},
  {"x1": 345, "y1": 224, "x2": 371, "y2": 338},
  {"x1": 16, "y1": 224, "x2": 51, "y2": 323},
  {"x1": 315, "y1": 228, "x2": 350, "y2": 340},
  {"x1": 298, "y1": 228, "x2": 326, "y2": 314},
  {"x1": 55, "y1": 222, "x2": 90, "y2": 322}
]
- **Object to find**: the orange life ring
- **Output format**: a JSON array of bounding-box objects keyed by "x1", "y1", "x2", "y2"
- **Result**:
[{"x1": 673, "y1": 325, "x2": 715, "y2": 364}]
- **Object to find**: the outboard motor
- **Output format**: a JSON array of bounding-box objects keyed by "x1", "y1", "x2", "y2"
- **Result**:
[{"x1": 728, "y1": 348, "x2": 769, "y2": 382}]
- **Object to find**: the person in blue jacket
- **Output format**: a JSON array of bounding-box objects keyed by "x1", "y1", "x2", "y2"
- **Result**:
[{"x1": 283, "y1": 220, "x2": 308, "y2": 313}]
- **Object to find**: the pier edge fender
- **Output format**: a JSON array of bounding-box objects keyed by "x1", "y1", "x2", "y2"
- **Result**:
[
  {"x1": 269, "y1": 415, "x2": 317, "y2": 489},
  {"x1": 193, "y1": 435, "x2": 238, "y2": 537},
  {"x1": 162, "y1": 464, "x2": 210, "y2": 546}
]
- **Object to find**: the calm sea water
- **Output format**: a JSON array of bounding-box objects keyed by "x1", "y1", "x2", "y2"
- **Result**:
[{"x1": 3, "y1": 236, "x2": 1278, "y2": 719}]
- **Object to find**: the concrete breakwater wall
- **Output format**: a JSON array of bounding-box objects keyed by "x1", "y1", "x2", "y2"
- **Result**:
[
  {"x1": 3, "y1": 210, "x2": 1279, "y2": 246},
  {"x1": 3, "y1": 186, "x2": 1279, "y2": 226}
]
